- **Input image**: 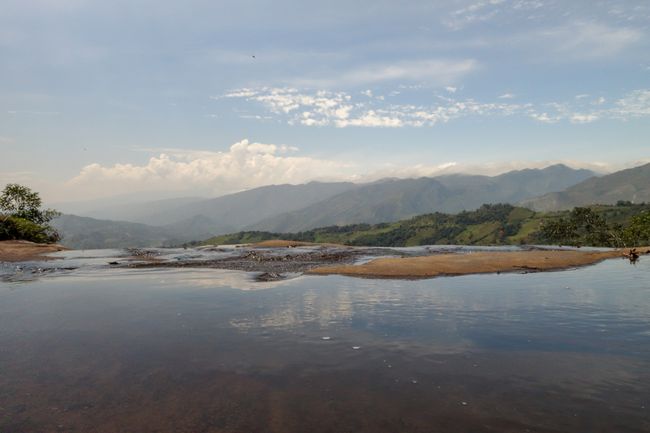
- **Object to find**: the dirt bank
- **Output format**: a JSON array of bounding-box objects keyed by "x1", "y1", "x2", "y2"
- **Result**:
[
  {"x1": 308, "y1": 247, "x2": 650, "y2": 279},
  {"x1": 0, "y1": 240, "x2": 68, "y2": 262}
]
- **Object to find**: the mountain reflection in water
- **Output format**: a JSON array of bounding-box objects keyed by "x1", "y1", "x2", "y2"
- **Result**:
[{"x1": 0, "y1": 252, "x2": 649, "y2": 433}]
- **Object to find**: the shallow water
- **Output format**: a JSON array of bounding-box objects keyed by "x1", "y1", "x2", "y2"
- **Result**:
[{"x1": 0, "y1": 249, "x2": 648, "y2": 432}]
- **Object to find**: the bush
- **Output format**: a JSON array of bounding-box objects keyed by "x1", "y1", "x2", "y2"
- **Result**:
[
  {"x1": 0, "y1": 183, "x2": 61, "y2": 243},
  {"x1": 0, "y1": 215, "x2": 61, "y2": 243},
  {"x1": 623, "y1": 212, "x2": 650, "y2": 246}
]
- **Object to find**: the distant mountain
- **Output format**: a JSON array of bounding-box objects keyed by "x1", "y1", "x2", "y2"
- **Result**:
[
  {"x1": 51, "y1": 215, "x2": 182, "y2": 249},
  {"x1": 51, "y1": 181, "x2": 358, "y2": 248},
  {"x1": 76, "y1": 196, "x2": 207, "y2": 225},
  {"x1": 521, "y1": 163, "x2": 650, "y2": 211},
  {"x1": 51, "y1": 165, "x2": 596, "y2": 248},
  {"x1": 51, "y1": 192, "x2": 206, "y2": 217},
  {"x1": 66, "y1": 181, "x2": 357, "y2": 230},
  {"x1": 248, "y1": 165, "x2": 595, "y2": 232},
  {"x1": 153, "y1": 181, "x2": 357, "y2": 229}
]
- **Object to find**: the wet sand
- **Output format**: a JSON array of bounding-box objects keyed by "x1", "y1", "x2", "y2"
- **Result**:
[
  {"x1": 0, "y1": 240, "x2": 68, "y2": 262},
  {"x1": 309, "y1": 247, "x2": 650, "y2": 279}
]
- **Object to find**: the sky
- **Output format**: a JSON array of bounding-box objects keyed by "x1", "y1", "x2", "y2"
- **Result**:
[{"x1": 1, "y1": 0, "x2": 649, "y2": 203}]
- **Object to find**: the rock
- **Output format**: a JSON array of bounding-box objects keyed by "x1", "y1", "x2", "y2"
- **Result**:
[{"x1": 256, "y1": 272, "x2": 285, "y2": 282}]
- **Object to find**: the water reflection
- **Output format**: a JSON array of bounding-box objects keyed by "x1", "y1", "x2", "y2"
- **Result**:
[{"x1": 0, "y1": 256, "x2": 649, "y2": 432}]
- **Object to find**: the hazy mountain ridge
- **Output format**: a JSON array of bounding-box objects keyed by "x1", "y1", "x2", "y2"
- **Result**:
[
  {"x1": 521, "y1": 163, "x2": 650, "y2": 211},
  {"x1": 51, "y1": 215, "x2": 182, "y2": 249},
  {"x1": 52, "y1": 164, "x2": 608, "y2": 248},
  {"x1": 66, "y1": 181, "x2": 357, "y2": 227},
  {"x1": 249, "y1": 164, "x2": 596, "y2": 233}
]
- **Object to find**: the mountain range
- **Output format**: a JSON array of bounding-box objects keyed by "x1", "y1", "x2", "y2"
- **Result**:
[
  {"x1": 249, "y1": 164, "x2": 595, "y2": 232},
  {"x1": 51, "y1": 163, "x2": 650, "y2": 248},
  {"x1": 521, "y1": 163, "x2": 650, "y2": 211}
]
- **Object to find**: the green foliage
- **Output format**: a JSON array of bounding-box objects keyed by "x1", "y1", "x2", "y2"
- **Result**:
[
  {"x1": 0, "y1": 183, "x2": 61, "y2": 243},
  {"x1": 623, "y1": 211, "x2": 650, "y2": 246},
  {"x1": 197, "y1": 202, "x2": 650, "y2": 248},
  {"x1": 537, "y1": 205, "x2": 649, "y2": 247},
  {"x1": 0, "y1": 216, "x2": 61, "y2": 243}
]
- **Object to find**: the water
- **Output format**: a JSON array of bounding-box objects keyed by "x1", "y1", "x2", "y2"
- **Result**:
[{"x1": 1, "y1": 250, "x2": 649, "y2": 432}]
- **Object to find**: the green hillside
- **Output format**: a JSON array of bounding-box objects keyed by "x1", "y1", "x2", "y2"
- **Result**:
[{"x1": 195, "y1": 203, "x2": 650, "y2": 248}]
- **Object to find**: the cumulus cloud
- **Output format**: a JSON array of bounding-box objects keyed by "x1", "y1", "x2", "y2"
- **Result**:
[
  {"x1": 56, "y1": 138, "x2": 649, "y2": 202},
  {"x1": 66, "y1": 139, "x2": 354, "y2": 198},
  {"x1": 222, "y1": 86, "x2": 650, "y2": 128}
]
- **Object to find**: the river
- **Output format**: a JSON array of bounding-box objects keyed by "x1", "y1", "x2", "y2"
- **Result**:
[{"x1": 1, "y1": 248, "x2": 648, "y2": 432}]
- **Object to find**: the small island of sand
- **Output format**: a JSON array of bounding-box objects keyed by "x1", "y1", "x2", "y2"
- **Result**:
[
  {"x1": 0, "y1": 240, "x2": 68, "y2": 262},
  {"x1": 308, "y1": 247, "x2": 650, "y2": 279}
]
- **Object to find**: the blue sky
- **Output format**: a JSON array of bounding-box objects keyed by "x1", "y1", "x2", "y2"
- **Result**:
[{"x1": 1, "y1": 0, "x2": 649, "y2": 202}]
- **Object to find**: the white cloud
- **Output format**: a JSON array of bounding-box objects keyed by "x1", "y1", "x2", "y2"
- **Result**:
[
  {"x1": 445, "y1": 0, "x2": 544, "y2": 29},
  {"x1": 66, "y1": 139, "x2": 354, "y2": 198},
  {"x1": 54, "y1": 144, "x2": 650, "y2": 202},
  {"x1": 610, "y1": 89, "x2": 650, "y2": 118},
  {"x1": 222, "y1": 87, "x2": 528, "y2": 128},
  {"x1": 223, "y1": 87, "x2": 650, "y2": 128},
  {"x1": 540, "y1": 21, "x2": 642, "y2": 59},
  {"x1": 445, "y1": 86, "x2": 458, "y2": 93},
  {"x1": 295, "y1": 59, "x2": 479, "y2": 87},
  {"x1": 335, "y1": 110, "x2": 404, "y2": 128},
  {"x1": 570, "y1": 113, "x2": 599, "y2": 124},
  {"x1": 528, "y1": 112, "x2": 559, "y2": 123},
  {"x1": 528, "y1": 89, "x2": 650, "y2": 124}
]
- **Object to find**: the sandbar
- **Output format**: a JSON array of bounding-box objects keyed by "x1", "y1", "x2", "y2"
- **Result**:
[
  {"x1": 0, "y1": 240, "x2": 68, "y2": 262},
  {"x1": 309, "y1": 247, "x2": 649, "y2": 279}
]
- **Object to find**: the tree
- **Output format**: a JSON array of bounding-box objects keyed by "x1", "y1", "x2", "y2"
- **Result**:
[
  {"x1": 0, "y1": 183, "x2": 59, "y2": 225},
  {"x1": 0, "y1": 184, "x2": 60, "y2": 243},
  {"x1": 623, "y1": 212, "x2": 650, "y2": 246}
]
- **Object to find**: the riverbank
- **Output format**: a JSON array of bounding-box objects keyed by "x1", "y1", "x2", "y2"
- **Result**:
[
  {"x1": 0, "y1": 240, "x2": 68, "y2": 262},
  {"x1": 309, "y1": 247, "x2": 649, "y2": 279}
]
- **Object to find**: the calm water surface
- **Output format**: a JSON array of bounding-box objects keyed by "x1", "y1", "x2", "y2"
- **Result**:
[{"x1": 1, "y1": 250, "x2": 649, "y2": 432}]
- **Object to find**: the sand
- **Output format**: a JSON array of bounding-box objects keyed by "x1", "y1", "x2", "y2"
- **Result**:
[
  {"x1": 0, "y1": 240, "x2": 68, "y2": 262},
  {"x1": 309, "y1": 247, "x2": 650, "y2": 279}
]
